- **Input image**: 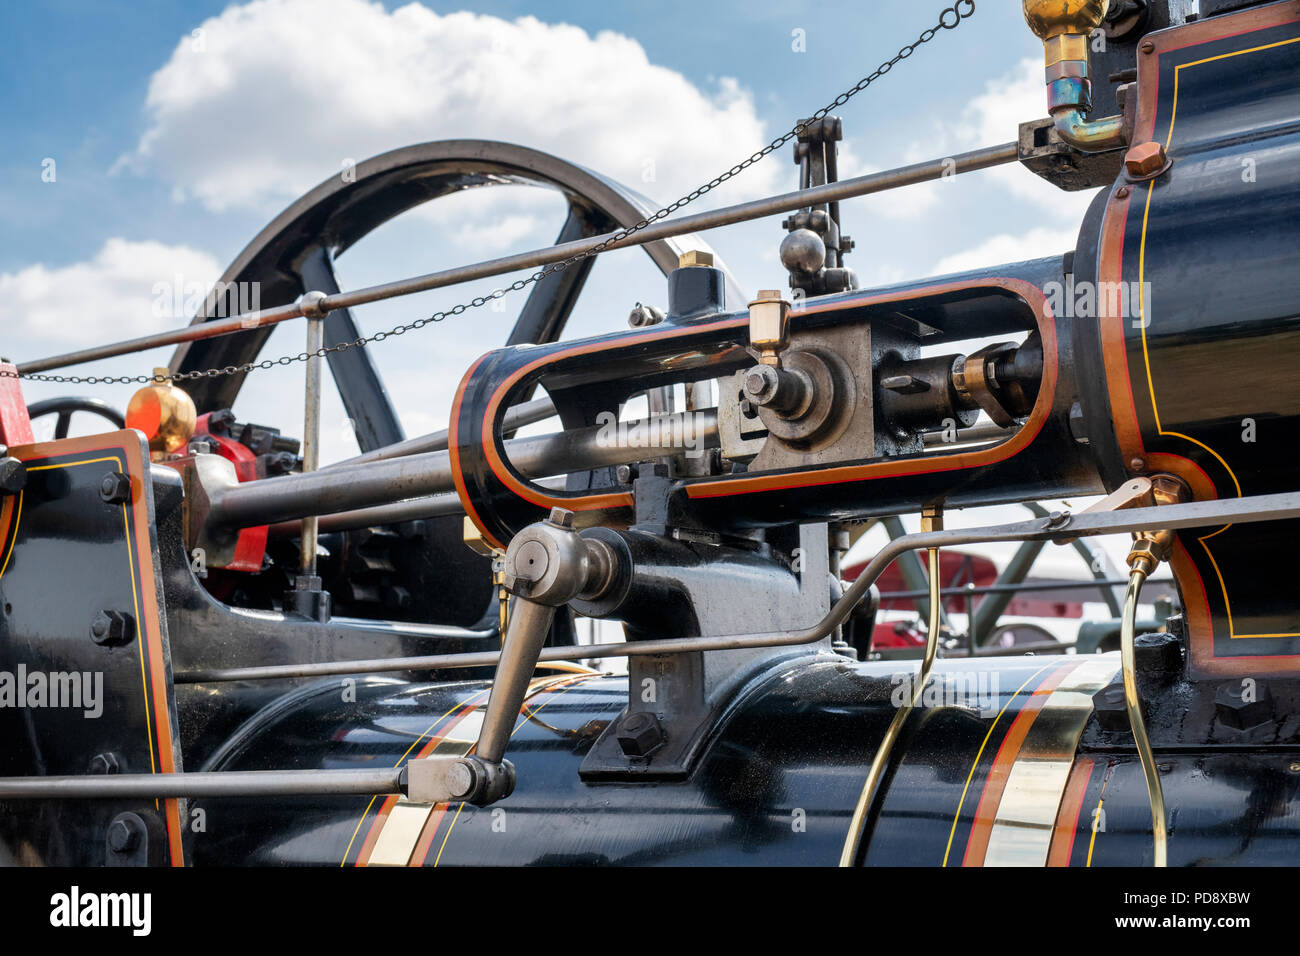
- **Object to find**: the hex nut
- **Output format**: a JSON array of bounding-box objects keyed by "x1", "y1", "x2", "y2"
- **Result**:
[
  {"x1": 1124, "y1": 142, "x2": 1167, "y2": 178},
  {"x1": 1215, "y1": 681, "x2": 1273, "y2": 730},
  {"x1": 90, "y1": 609, "x2": 134, "y2": 647},
  {"x1": 616, "y1": 711, "x2": 666, "y2": 757}
]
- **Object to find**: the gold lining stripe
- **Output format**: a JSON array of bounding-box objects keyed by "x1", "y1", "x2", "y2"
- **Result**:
[{"x1": 982, "y1": 658, "x2": 1119, "y2": 866}]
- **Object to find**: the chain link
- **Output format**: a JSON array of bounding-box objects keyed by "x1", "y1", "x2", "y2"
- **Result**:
[{"x1": 10, "y1": 1, "x2": 975, "y2": 389}]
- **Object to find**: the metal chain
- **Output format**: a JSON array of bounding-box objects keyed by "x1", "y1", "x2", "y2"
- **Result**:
[{"x1": 12, "y1": 1, "x2": 975, "y2": 388}]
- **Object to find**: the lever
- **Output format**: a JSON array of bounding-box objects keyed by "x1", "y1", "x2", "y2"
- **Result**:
[{"x1": 407, "y1": 507, "x2": 616, "y2": 806}]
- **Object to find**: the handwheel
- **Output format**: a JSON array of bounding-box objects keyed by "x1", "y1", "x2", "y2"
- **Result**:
[{"x1": 26, "y1": 397, "x2": 126, "y2": 440}]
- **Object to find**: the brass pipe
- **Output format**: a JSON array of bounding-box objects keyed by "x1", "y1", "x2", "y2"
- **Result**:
[
  {"x1": 1120, "y1": 565, "x2": 1168, "y2": 866},
  {"x1": 839, "y1": 506, "x2": 943, "y2": 867},
  {"x1": 1022, "y1": 0, "x2": 1126, "y2": 152}
]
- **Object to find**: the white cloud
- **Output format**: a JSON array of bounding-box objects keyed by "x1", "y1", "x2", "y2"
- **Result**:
[
  {"x1": 928, "y1": 226, "x2": 1079, "y2": 277},
  {"x1": 121, "y1": 0, "x2": 782, "y2": 216},
  {"x1": 0, "y1": 238, "x2": 222, "y2": 348}
]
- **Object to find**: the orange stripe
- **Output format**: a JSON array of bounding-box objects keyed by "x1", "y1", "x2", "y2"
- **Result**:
[
  {"x1": 961, "y1": 660, "x2": 1077, "y2": 867},
  {"x1": 1047, "y1": 757, "x2": 1096, "y2": 867}
]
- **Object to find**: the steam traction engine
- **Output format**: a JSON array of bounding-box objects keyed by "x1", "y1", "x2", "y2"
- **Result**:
[{"x1": 2, "y1": 0, "x2": 1300, "y2": 867}]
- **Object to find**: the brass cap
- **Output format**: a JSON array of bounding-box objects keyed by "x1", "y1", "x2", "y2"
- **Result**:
[
  {"x1": 677, "y1": 250, "x2": 714, "y2": 269},
  {"x1": 126, "y1": 368, "x2": 196, "y2": 457},
  {"x1": 1022, "y1": 0, "x2": 1109, "y2": 40}
]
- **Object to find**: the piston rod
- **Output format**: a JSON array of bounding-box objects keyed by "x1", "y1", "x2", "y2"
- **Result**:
[
  {"x1": 18, "y1": 143, "x2": 1018, "y2": 375},
  {"x1": 207, "y1": 409, "x2": 719, "y2": 530}
]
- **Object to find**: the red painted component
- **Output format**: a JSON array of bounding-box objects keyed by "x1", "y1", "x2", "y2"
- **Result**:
[
  {"x1": 0, "y1": 362, "x2": 34, "y2": 446},
  {"x1": 846, "y1": 547, "x2": 1085, "y2": 651},
  {"x1": 194, "y1": 412, "x2": 268, "y2": 573}
]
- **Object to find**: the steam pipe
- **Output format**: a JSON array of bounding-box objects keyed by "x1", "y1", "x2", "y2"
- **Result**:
[{"x1": 1022, "y1": 0, "x2": 1126, "y2": 152}]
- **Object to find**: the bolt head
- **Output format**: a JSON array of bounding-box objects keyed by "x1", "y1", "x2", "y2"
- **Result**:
[
  {"x1": 0, "y1": 458, "x2": 25, "y2": 495},
  {"x1": 89, "y1": 609, "x2": 132, "y2": 647},
  {"x1": 616, "y1": 711, "x2": 666, "y2": 758},
  {"x1": 1214, "y1": 681, "x2": 1274, "y2": 730},
  {"x1": 742, "y1": 364, "x2": 780, "y2": 405},
  {"x1": 1125, "y1": 141, "x2": 1167, "y2": 178},
  {"x1": 107, "y1": 819, "x2": 138, "y2": 853},
  {"x1": 89, "y1": 753, "x2": 120, "y2": 775},
  {"x1": 99, "y1": 472, "x2": 132, "y2": 505},
  {"x1": 446, "y1": 761, "x2": 476, "y2": 800},
  {"x1": 547, "y1": 506, "x2": 574, "y2": 528}
]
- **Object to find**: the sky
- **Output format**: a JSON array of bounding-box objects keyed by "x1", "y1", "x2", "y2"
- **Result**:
[{"x1": 0, "y1": 0, "x2": 1155, "y2": 610}]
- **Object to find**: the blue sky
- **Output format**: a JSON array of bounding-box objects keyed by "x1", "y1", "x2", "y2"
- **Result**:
[{"x1": 0, "y1": 0, "x2": 1092, "y2": 457}]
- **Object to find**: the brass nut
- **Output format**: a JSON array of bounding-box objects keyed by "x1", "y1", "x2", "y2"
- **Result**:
[
  {"x1": 1125, "y1": 142, "x2": 1168, "y2": 178},
  {"x1": 677, "y1": 250, "x2": 714, "y2": 269}
]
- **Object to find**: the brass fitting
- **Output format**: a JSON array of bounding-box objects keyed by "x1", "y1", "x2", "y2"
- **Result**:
[
  {"x1": 677, "y1": 250, "x2": 714, "y2": 269},
  {"x1": 464, "y1": 517, "x2": 510, "y2": 635},
  {"x1": 1023, "y1": 0, "x2": 1109, "y2": 43},
  {"x1": 1022, "y1": 0, "x2": 1126, "y2": 152},
  {"x1": 748, "y1": 289, "x2": 791, "y2": 367},
  {"x1": 921, "y1": 503, "x2": 943, "y2": 533},
  {"x1": 126, "y1": 367, "x2": 197, "y2": 461},
  {"x1": 1126, "y1": 474, "x2": 1190, "y2": 575}
]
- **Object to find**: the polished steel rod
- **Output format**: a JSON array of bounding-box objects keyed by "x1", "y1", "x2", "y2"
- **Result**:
[
  {"x1": 18, "y1": 143, "x2": 1019, "y2": 374},
  {"x1": 0, "y1": 767, "x2": 405, "y2": 800},
  {"x1": 208, "y1": 409, "x2": 719, "y2": 529},
  {"x1": 298, "y1": 316, "x2": 323, "y2": 575},
  {"x1": 176, "y1": 490, "x2": 1300, "y2": 683}
]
